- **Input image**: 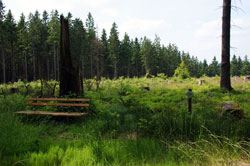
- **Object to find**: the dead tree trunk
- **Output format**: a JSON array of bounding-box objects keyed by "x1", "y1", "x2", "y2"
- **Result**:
[
  {"x1": 59, "y1": 15, "x2": 83, "y2": 96},
  {"x1": 220, "y1": 0, "x2": 232, "y2": 91}
]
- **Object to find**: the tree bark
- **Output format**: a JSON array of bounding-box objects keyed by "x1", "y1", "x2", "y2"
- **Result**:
[
  {"x1": 47, "y1": 59, "x2": 50, "y2": 80},
  {"x1": 24, "y1": 51, "x2": 28, "y2": 81},
  {"x1": 57, "y1": 49, "x2": 59, "y2": 80},
  {"x1": 11, "y1": 45, "x2": 15, "y2": 82},
  {"x1": 53, "y1": 43, "x2": 57, "y2": 80},
  {"x1": 90, "y1": 52, "x2": 93, "y2": 78},
  {"x1": 1, "y1": 47, "x2": 5, "y2": 83},
  {"x1": 220, "y1": 0, "x2": 232, "y2": 90},
  {"x1": 33, "y1": 50, "x2": 36, "y2": 81},
  {"x1": 59, "y1": 15, "x2": 83, "y2": 96},
  {"x1": 114, "y1": 61, "x2": 117, "y2": 79},
  {"x1": 81, "y1": 59, "x2": 84, "y2": 79}
]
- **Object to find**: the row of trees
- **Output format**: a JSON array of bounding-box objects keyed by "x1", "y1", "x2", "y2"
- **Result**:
[{"x1": 0, "y1": 1, "x2": 249, "y2": 83}]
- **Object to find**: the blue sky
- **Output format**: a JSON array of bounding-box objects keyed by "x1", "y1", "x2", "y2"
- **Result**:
[{"x1": 4, "y1": 0, "x2": 250, "y2": 63}]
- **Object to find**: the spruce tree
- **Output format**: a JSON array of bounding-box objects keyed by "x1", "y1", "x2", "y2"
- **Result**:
[
  {"x1": 230, "y1": 55, "x2": 238, "y2": 76},
  {"x1": 108, "y1": 22, "x2": 120, "y2": 78},
  {"x1": 241, "y1": 56, "x2": 250, "y2": 76}
]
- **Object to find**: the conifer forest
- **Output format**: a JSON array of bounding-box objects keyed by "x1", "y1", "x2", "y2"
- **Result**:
[{"x1": 0, "y1": 0, "x2": 250, "y2": 165}]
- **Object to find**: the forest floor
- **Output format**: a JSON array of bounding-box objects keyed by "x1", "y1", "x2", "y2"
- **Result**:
[{"x1": 0, "y1": 76, "x2": 250, "y2": 166}]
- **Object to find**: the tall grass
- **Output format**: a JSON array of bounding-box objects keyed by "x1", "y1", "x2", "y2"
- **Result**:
[
  {"x1": 0, "y1": 76, "x2": 249, "y2": 165},
  {"x1": 23, "y1": 136, "x2": 250, "y2": 166}
]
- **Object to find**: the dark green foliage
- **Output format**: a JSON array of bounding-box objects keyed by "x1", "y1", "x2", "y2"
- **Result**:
[
  {"x1": 241, "y1": 56, "x2": 250, "y2": 75},
  {"x1": 231, "y1": 55, "x2": 238, "y2": 76},
  {"x1": 1, "y1": 8, "x2": 249, "y2": 82},
  {"x1": 207, "y1": 56, "x2": 220, "y2": 77},
  {"x1": 108, "y1": 22, "x2": 120, "y2": 78}
]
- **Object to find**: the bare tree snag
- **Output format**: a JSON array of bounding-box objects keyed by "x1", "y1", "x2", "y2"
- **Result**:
[
  {"x1": 220, "y1": 0, "x2": 232, "y2": 91},
  {"x1": 59, "y1": 15, "x2": 83, "y2": 96}
]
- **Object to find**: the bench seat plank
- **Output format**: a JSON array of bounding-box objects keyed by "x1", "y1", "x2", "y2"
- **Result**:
[
  {"x1": 25, "y1": 103, "x2": 89, "y2": 107},
  {"x1": 26, "y1": 98, "x2": 90, "y2": 102},
  {"x1": 16, "y1": 111, "x2": 88, "y2": 117}
]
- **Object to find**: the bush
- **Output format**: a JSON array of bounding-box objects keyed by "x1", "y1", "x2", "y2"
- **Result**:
[{"x1": 174, "y1": 61, "x2": 190, "y2": 79}]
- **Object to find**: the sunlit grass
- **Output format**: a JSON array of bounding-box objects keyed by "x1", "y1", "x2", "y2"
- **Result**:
[{"x1": 0, "y1": 76, "x2": 249, "y2": 165}]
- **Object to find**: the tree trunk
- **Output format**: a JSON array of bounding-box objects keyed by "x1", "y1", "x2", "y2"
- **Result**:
[
  {"x1": 220, "y1": 0, "x2": 232, "y2": 90},
  {"x1": 81, "y1": 59, "x2": 84, "y2": 79},
  {"x1": 114, "y1": 61, "x2": 117, "y2": 79},
  {"x1": 47, "y1": 59, "x2": 50, "y2": 80},
  {"x1": 33, "y1": 50, "x2": 36, "y2": 81},
  {"x1": 24, "y1": 51, "x2": 28, "y2": 81},
  {"x1": 38, "y1": 59, "x2": 42, "y2": 80},
  {"x1": 59, "y1": 15, "x2": 83, "y2": 96},
  {"x1": 90, "y1": 53, "x2": 93, "y2": 78},
  {"x1": 1, "y1": 47, "x2": 5, "y2": 83},
  {"x1": 57, "y1": 49, "x2": 60, "y2": 80},
  {"x1": 53, "y1": 43, "x2": 57, "y2": 80},
  {"x1": 11, "y1": 45, "x2": 15, "y2": 82}
]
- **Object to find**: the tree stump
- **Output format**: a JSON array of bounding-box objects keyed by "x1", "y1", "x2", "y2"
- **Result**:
[{"x1": 59, "y1": 15, "x2": 83, "y2": 96}]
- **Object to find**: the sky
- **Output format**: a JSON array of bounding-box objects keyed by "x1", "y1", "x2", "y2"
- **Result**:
[{"x1": 4, "y1": 0, "x2": 250, "y2": 63}]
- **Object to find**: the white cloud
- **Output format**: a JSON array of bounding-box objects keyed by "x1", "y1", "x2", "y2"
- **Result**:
[
  {"x1": 120, "y1": 18, "x2": 171, "y2": 33},
  {"x1": 101, "y1": 8, "x2": 118, "y2": 18},
  {"x1": 231, "y1": 18, "x2": 250, "y2": 35},
  {"x1": 232, "y1": 18, "x2": 250, "y2": 28},
  {"x1": 195, "y1": 19, "x2": 221, "y2": 38},
  {"x1": 80, "y1": 0, "x2": 112, "y2": 7},
  {"x1": 195, "y1": 18, "x2": 250, "y2": 38}
]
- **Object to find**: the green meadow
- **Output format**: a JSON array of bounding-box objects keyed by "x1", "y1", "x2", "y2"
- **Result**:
[{"x1": 0, "y1": 76, "x2": 250, "y2": 166}]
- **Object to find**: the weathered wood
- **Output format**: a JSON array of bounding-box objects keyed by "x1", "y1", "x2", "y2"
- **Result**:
[
  {"x1": 59, "y1": 15, "x2": 83, "y2": 96},
  {"x1": 220, "y1": 0, "x2": 232, "y2": 90},
  {"x1": 16, "y1": 111, "x2": 88, "y2": 117},
  {"x1": 26, "y1": 98, "x2": 90, "y2": 102},
  {"x1": 25, "y1": 103, "x2": 89, "y2": 107},
  {"x1": 18, "y1": 97, "x2": 90, "y2": 118}
]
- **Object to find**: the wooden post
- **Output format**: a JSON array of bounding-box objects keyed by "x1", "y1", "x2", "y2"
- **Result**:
[
  {"x1": 186, "y1": 89, "x2": 193, "y2": 113},
  {"x1": 188, "y1": 98, "x2": 192, "y2": 113}
]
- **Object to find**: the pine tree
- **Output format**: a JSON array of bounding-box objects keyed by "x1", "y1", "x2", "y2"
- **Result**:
[
  {"x1": 28, "y1": 11, "x2": 44, "y2": 80},
  {"x1": 174, "y1": 61, "x2": 190, "y2": 79},
  {"x1": 241, "y1": 56, "x2": 250, "y2": 76},
  {"x1": 48, "y1": 10, "x2": 60, "y2": 80},
  {"x1": 230, "y1": 55, "x2": 238, "y2": 76},
  {"x1": 131, "y1": 37, "x2": 142, "y2": 77},
  {"x1": 208, "y1": 56, "x2": 220, "y2": 76},
  {"x1": 101, "y1": 29, "x2": 111, "y2": 78},
  {"x1": 0, "y1": 0, "x2": 5, "y2": 83},
  {"x1": 17, "y1": 13, "x2": 29, "y2": 80},
  {"x1": 0, "y1": 0, "x2": 4, "y2": 20},
  {"x1": 5, "y1": 10, "x2": 17, "y2": 82},
  {"x1": 237, "y1": 56, "x2": 243, "y2": 76},
  {"x1": 85, "y1": 12, "x2": 96, "y2": 78},
  {"x1": 120, "y1": 33, "x2": 132, "y2": 77},
  {"x1": 108, "y1": 22, "x2": 120, "y2": 78},
  {"x1": 201, "y1": 59, "x2": 208, "y2": 76},
  {"x1": 70, "y1": 18, "x2": 86, "y2": 69},
  {"x1": 140, "y1": 37, "x2": 153, "y2": 75}
]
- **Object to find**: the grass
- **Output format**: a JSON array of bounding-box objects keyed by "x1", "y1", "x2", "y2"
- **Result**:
[{"x1": 0, "y1": 76, "x2": 249, "y2": 165}]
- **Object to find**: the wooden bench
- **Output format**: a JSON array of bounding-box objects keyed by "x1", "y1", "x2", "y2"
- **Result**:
[{"x1": 16, "y1": 98, "x2": 90, "y2": 117}]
